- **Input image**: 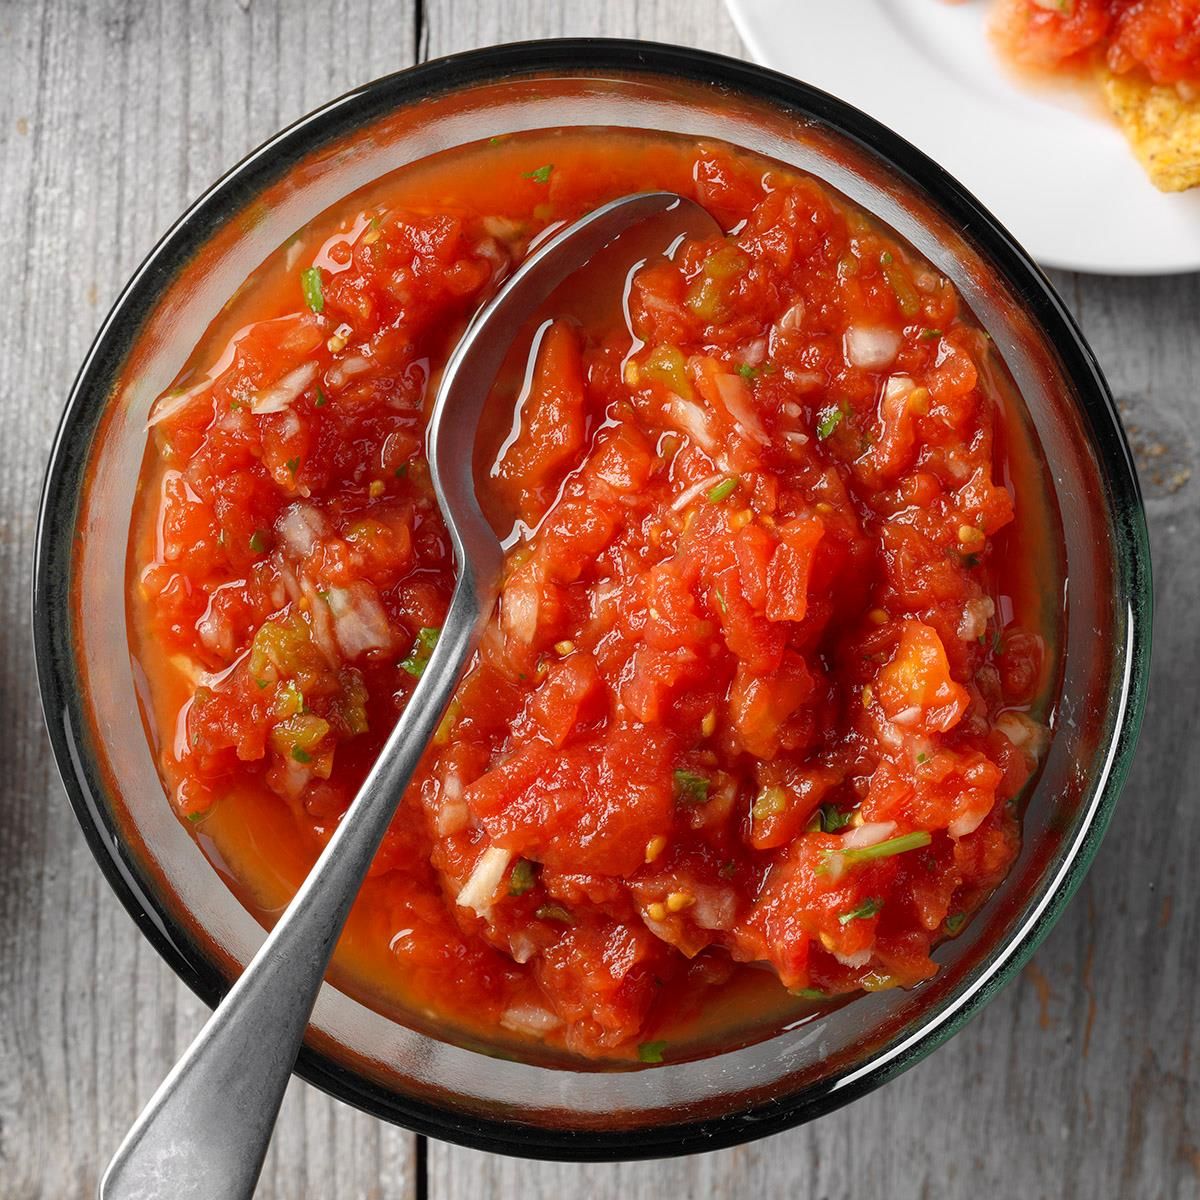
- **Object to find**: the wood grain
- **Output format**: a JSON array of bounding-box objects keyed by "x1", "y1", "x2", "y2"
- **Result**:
[
  {"x1": 1, "y1": 1, "x2": 1195, "y2": 1197},
  {"x1": 0, "y1": 2, "x2": 420, "y2": 1197}
]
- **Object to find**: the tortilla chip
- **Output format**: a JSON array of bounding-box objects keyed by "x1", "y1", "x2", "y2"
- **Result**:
[{"x1": 1102, "y1": 70, "x2": 1200, "y2": 193}]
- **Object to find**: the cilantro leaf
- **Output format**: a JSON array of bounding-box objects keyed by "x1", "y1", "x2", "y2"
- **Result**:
[
  {"x1": 637, "y1": 1040, "x2": 668, "y2": 1063},
  {"x1": 838, "y1": 897, "x2": 883, "y2": 925},
  {"x1": 788, "y1": 986, "x2": 828, "y2": 1000},
  {"x1": 816, "y1": 406, "x2": 844, "y2": 440},
  {"x1": 818, "y1": 803, "x2": 853, "y2": 833},
  {"x1": 822, "y1": 830, "x2": 931, "y2": 874},
  {"x1": 707, "y1": 476, "x2": 739, "y2": 503},
  {"x1": 509, "y1": 859, "x2": 537, "y2": 897},
  {"x1": 673, "y1": 769, "x2": 711, "y2": 805},
  {"x1": 300, "y1": 266, "x2": 324, "y2": 313},
  {"x1": 399, "y1": 626, "x2": 441, "y2": 678}
]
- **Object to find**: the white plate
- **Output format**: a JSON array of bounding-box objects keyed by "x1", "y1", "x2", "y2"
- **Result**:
[{"x1": 726, "y1": 0, "x2": 1200, "y2": 274}]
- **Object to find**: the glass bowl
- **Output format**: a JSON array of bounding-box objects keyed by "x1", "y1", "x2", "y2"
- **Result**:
[{"x1": 33, "y1": 39, "x2": 1152, "y2": 1159}]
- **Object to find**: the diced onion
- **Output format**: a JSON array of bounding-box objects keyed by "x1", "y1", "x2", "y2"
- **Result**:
[
  {"x1": 958, "y1": 597, "x2": 995, "y2": 642},
  {"x1": 638, "y1": 290, "x2": 684, "y2": 322},
  {"x1": 250, "y1": 360, "x2": 318, "y2": 414},
  {"x1": 844, "y1": 325, "x2": 900, "y2": 370},
  {"x1": 841, "y1": 821, "x2": 897, "y2": 850},
  {"x1": 781, "y1": 367, "x2": 825, "y2": 393},
  {"x1": 500, "y1": 1002, "x2": 562, "y2": 1035},
  {"x1": 832, "y1": 948, "x2": 873, "y2": 969},
  {"x1": 669, "y1": 472, "x2": 724, "y2": 512},
  {"x1": 890, "y1": 705, "x2": 923, "y2": 727},
  {"x1": 196, "y1": 591, "x2": 235, "y2": 660},
  {"x1": 883, "y1": 374, "x2": 915, "y2": 405},
  {"x1": 147, "y1": 314, "x2": 322, "y2": 428},
  {"x1": 276, "y1": 758, "x2": 312, "y2": 801},
  {"x1": 267, "y1": 575, "x2": 288, "y2": 610},
  {"x1": 945, "y1": 451, "x2": 971, "y2": 482},
  {"x1": 948, "y1": 809, "x2": 989, "y2": 839},
  {"x1": 435, "y1": 800, "x2": 470, "y2": 837},
  {"x1": 507, "y1": 933, "x2": 539, "y2": 965},
  {"x1": 455, "y1": 846, "x2": 513, "y2": 915},
  {"x1": 910, "y1": 737, "x2": 935, "y2": 766},
  {"x1": 277, "y1": 504, "x2": 328, "y2": 558},
  {"x1": 146, "y1": 378, "x2": 212, "y2": 427},
  {"x1": 279, "y1": 409, "x2": 302, "y2": 441},
  {"x1": 302, "y1": 578, "x2": 338, "y2": 665},
  {"x1": 326, "y1": 583, "x2": 393, "y2": 658},
  {"x1": 995, "y1": 711, "x2": 1049, "y2": 759},
  {"x1": 278, "y1": 560, "x2": 303, "y2": 605},
  {"x1": 435, "y1": 770, "x2": 470, "y2": 836},
  {"x1": 665, "y1": 395, "x2": 717, "y2": 451},
  {"x1": 874, "y1": 718, "x2": 904, "y2": 751},
  {"x1": 775, "y1": 299, "x2": 805, "y2": 333},
  {"x1": 325, "y1": 355, "x2": 372, "y2": 391},
  {"x1": 501, "y1": 572, "x2": 540, "y2": 644},
  {"x1": 742, "y1": 337, "x2": 768, "y2": 366},
  {"x1": 482, "y1": 215, "x2": 525, "y2": 242},
  {"x1": 474, "y1": 235, "x2": 511, "y2": 288},
  {"x1": 690, "y1": 886, "x2": 738, "y2": 931},
  {"x1": 713, "y1": 372, "x2": 769, "y2": 444}
]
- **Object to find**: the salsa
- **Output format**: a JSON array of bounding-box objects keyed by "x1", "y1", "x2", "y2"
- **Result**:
[
  {"x1": 128, "y1": 129, "x2": 1058, "y2": 1063},
  {"x1": 991, "y1": 0, "x2": 1200, "y2": 192},
  {"x1": 993, "y1": 0, "x2": 1200, "y2": 84}
]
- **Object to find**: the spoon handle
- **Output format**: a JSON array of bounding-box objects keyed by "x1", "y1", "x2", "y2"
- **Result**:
[{"x1": 100, "y1": 575, "x2": 491, "y2": 1200}]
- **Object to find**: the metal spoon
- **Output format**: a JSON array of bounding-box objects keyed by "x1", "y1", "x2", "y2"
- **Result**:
[{"x1": 101, "y1": 190, "x2": 722, "y2": 1200}]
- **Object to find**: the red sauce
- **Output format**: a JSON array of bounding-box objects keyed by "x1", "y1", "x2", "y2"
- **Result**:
[
  {"x1": 993, "y1": 0, "x2": 1200, "y2": 86},
  {"x1": 127, "y1": 129, "x2": 1060, "y2": 1063}
]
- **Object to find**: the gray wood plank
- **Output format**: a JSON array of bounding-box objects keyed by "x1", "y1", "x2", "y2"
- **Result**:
[
  {"x1": 419, "y1": 4, "x2": 1200, "y2": 1200},
  {"x1": 418, "y1": 0, "x2": 741, "y2": 57},
  {"x1": 0, "y1": 2, "x2": 420, "y2": 1197}
]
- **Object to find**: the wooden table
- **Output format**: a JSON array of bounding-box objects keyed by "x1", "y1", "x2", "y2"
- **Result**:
[{"x1": 3, "y1": 2, "x2": 1193, "y2": 1196}]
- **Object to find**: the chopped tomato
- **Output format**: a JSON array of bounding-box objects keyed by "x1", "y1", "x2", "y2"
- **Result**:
[
  {"x1": 765, "y1": 517, "x2": 825, "y2": 624},
  {"x1": 128, "y1": 129, "x2": 1055, "y2": 1061},
  {"x1": 494, "y1": 320, "x2": 588, "y2": 522},
  {"x1": 874, "y1": 620, "x2": 971, "y2": 735}
]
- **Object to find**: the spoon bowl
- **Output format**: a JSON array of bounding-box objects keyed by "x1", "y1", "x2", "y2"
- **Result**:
[{"x1": 431, "y1": 191, "x2": 723, "y2": 565}]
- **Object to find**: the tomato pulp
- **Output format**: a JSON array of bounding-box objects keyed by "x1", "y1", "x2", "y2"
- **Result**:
[{"x1": 128, "y1": 129, "x2": 1061, "y2": 1063}]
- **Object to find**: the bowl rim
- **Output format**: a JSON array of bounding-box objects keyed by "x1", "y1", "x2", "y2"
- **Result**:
[{"x1": 32, "y1": 37, "x2": 1152, "y2": 1160}]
